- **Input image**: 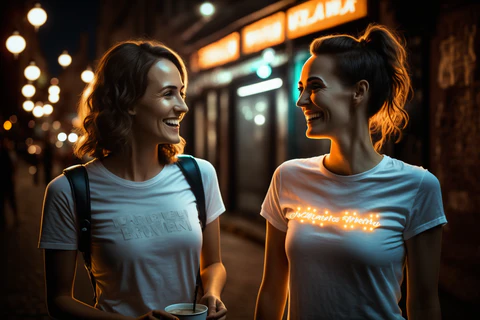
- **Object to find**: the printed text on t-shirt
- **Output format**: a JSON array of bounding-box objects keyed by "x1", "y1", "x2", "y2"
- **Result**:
[
  {"x1": 112, "y1": 210, "x2": 193, "y2": 240},
  {"x1": 286, "y1": 207, "x2": 381, "y2": 232}
]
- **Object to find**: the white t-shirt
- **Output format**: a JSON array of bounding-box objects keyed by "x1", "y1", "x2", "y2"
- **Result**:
[
  {"x1": 38, "y1": 157, "x2": 225, "y2": 317},
  {"x1": 261, "y1": 155, "x2": 447, "y2": 320}
]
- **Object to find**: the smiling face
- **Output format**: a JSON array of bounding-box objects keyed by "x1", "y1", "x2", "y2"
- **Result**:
[
  {"x1": 297, "y1": 54, "x2": 354, "y2": 139},
  {"x1": 130, "y1": 58, "x2": 188, "y2": 145}
]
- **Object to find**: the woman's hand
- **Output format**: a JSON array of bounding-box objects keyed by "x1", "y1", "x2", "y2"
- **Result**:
[
  {"x1": 200, "y1": 294, "x2": 227, "y2": 320},
  {"x1": 136, "y1": 310, "x2": 178, "y2": 320}
]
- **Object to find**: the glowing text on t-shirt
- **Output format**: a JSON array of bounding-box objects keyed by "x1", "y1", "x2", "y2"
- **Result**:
[{"x1": 286, "y1": 207, "x2": 381, "y2": 231}]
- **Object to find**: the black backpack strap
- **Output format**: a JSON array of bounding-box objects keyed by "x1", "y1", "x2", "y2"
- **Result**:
[
  {"x1": 176, "y1": 155, "x2": 207, "y2": 230},
  {"x1": 63, "y1": 164, "x2": 97, "y2": 303},
  {"x1": 176, "y1": 155, "x2": 207, "y2": 299}
]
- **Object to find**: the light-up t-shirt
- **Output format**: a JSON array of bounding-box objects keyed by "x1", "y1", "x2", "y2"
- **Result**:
[
  {"x1": 261, "y1": 155, "x2": 446, "y2": 320},
  {"x1": 38, "y1": 157, "x2": 225, "y2": 317}
]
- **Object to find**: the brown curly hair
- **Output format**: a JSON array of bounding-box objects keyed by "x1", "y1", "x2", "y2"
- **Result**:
[
  {"x1": 309, "y1": 24, "x2": 412, "y2": 151},
  {"x1": 73, "y1": 40, "x2": 187, "y2": 164}
]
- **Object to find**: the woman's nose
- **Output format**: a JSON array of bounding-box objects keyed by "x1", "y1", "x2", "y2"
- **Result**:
[
  {"x1": 175, "y1": 99, "x2": 189, "y2": 113},
  {"x1": 296, "y1": 92, "x2": 310, "y2": 108}
]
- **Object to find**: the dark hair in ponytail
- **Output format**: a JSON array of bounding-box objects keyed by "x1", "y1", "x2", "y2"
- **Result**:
[{"x1": 309, "y1": 24, "x2": 412, "y2": 151}]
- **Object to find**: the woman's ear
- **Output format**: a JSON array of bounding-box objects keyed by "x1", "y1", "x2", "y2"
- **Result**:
[{"x1": 353, "y1": 80, "x2": 369, "y2": 105}]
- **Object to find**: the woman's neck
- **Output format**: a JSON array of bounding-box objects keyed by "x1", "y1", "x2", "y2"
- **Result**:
[
  {"x1": 101, "y1": 144, "x2": 164, "y2": 182},
  {"x1": 324, "y1": 137, "x2": 383, "y2": 176}
]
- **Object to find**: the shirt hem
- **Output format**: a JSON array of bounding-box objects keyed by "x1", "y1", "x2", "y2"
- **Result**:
[
  {"x1": 38, "y1": 242, "x2": 77, "y2": 250},
  {"x1": 260, "y1": 210, "x2": 288, "y2": 232},
  {"x1": 206, "y1": 206, "x2": 226, "y2": 225},
  {"x1": 403, "y1": 216, "x2": 447, "y2": 240}
]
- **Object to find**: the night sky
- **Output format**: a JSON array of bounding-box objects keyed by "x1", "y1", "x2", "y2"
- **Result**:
[{"x1": 36, "y1": 0, "x2": 100, "y2": 77}]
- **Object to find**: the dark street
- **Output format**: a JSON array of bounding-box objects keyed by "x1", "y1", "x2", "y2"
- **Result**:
[{"x1": 2, "y1": 0, "x2": 480, "y2": 319}]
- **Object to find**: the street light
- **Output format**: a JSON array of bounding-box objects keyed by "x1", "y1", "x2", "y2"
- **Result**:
[
  {"x1": 23, "y1": 100, "x2": 34, "y2": 112},
  {"x1": 43, "y1": 103, "x2": 53, "y2": 115},
  {"x1": 27, "y1": 3, "x2": 48, "y2": 30},
  {"x1": 58, "y1": 50, "x2": 72, "y2": 68},
  {"x1": 5, "y1": 31, "x2": 26, "y2": 58},
  {"x1": 24, "y1": 61, "x2": 41, "y2": 81},
  {"x1": 68, "y1": 133, "x2": 78, "y2": 143},
  {"x1": 57, "y1": 132, "x2": 67, "y2": 142},
  {"x1": 21, "y1": 84, "x2": 36, "y2": 98},
  {"x1": 199, "y1": 2, "x2": 215, "y2": 17},
  {"x1": 48, "y1": 84, "x2": 60, "y2": 95},
  {"x1": 48, "y1": 94, "x2": 60, "y2": 103},
  {"x1": 81, "y1": 66, "x2": 94, "y2": 83},
  {"x1": 32, "y1": 105, "x2": 44, "y2": 118}
]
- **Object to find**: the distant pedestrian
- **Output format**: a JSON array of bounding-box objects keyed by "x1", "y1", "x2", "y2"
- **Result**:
[
  {"x1": 42, "y1": 131, "x2": 54, "y2": 185},
  {"x1": 0, "y1": 135, "x2": 19, "y2": 228}
]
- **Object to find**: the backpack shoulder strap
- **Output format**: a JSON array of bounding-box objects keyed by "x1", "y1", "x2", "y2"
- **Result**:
[
  {"x1": 63, "y1": 164, "x2": 96, "y2": 303},
  {"x1": 176, "y1": 155, "x2": 207, "y2": 231}
]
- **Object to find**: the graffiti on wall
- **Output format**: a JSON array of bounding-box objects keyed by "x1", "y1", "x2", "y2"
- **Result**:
[{"x1": 437, "y1": 25, "x2": 477, "y2": 89}]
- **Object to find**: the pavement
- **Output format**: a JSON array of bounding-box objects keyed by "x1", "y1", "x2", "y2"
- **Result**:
[{"x1": 1, "y1": 158, "x2": 478, "y2": 319}]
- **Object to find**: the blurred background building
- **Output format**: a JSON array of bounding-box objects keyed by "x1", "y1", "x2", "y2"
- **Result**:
[{"x1": 1, "y1": 0, "x2": 479, "y2": 318}]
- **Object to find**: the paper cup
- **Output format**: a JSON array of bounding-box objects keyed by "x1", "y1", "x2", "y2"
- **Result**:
[{"x1": 165, "y1": 303, "x2": 208, "y2": 320}]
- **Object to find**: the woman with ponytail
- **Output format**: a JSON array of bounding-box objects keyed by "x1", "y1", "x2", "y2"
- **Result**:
[{"x1": 256, "y1": 24, "x2": 446, "y2": 320}]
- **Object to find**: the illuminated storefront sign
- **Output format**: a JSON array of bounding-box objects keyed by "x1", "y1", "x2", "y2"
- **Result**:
[
  {"x1": 287, "y1": 207, "x2": 381, "y2": 231},
  {"x1": 197, "y1": 32, "x2": 240, "y2": 70},
  {"x1": 286, "y1": 0, "x2": 368, "y2": 39},
  {"x1": 241, "y1": 12, "x2": 285, "y2": 55}
]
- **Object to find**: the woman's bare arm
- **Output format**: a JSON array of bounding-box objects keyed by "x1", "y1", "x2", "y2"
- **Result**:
[
  {"x1": 44, "y1": 250, "x2": 177, "y2": 320},
  {"x1": 255, "y1": 221, "x2": 289, "y2": 320},
  {"x1": 405, "y1": 226, "x2": 443, "y2": 320},
  {"x1": 200, "y1": 217, "x2": 227, "y2": 320}
]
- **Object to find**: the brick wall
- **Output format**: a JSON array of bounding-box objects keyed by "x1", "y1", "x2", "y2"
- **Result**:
[{"x1": 430, "y1": 3, "x2": 480, "y2": 303}]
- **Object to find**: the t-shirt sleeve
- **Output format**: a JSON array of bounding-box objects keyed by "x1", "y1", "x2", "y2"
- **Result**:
[
  {"x1": 38, "y1": 174, "x2": 78, "y2": 250},
  {"x1": 260, "y1": 165, "x2": 288, "y2": 232},
  {"x1": 403, "y1": 171, "x2": 447, "y2": 240},
  {"x1": 196, "y1": 159, "x2": 226, "y2": 225}
]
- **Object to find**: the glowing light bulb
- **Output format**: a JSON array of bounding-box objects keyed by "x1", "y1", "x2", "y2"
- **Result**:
[
  {"x1": 48, "y1": 94, "x2": 59, "y2": 103},
  {"x1": 22, "y1": 84, "x2": 36, "y2": 98},
  {"x1": 43, "y1": 104, "x2": 53, "y2": 115},
  {"x1": 68, "y1": 133, "x2": 78, "y2": 143},
  {"x1": 48, "y1": 85, "x2": 60, "y2": 95},
  {"x1": 57, "y1": 132, "x2": 67, "y2": 142},
  {"x1": 3, "y1": 121, "x2": 12, "y2": 131},
  {"x1": 32, "y1": 106, "x2": 44, "y2": 118},
  {"x1": 81, "y1": 67, "x2": 94, "y2": 83},
  {"x1": 58, "y1": 51, "x2": 72, "y2": 67},
  {"x1": 6, "y1": 31, "x2": 26, "y2": 56},
  {"x1": 199, "y1": 2, "x2": 215, "y2": 17},
  {"x1": 27, "y1": 3, "x2": 48, "y2": 29},
  {"x1": 24, "y1": 61, "x2": 41, "y2": 81},
  {"x1": 23, "y1": 100, "x2": 34, "y2": 111}
]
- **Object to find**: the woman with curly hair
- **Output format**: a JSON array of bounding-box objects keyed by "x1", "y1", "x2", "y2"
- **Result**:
[
  {"x1": 39, "y1": 40, "x2": 227, "y2": 320},
  {"x1": 255, "y1": 24, "x2": 446, "y2": 320}
]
